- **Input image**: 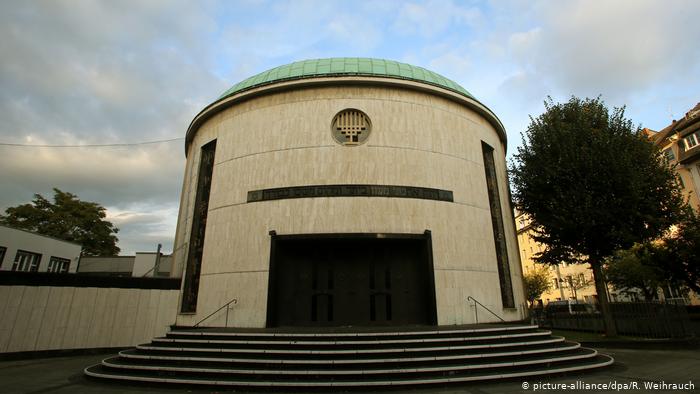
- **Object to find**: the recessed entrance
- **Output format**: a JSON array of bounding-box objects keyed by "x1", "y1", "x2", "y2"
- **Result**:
[{"x1": 266, "y1": 233, "x2": 437, "y2": 327}]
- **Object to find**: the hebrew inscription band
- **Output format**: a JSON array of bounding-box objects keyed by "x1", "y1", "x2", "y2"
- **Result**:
[{"x1": 247, "y1": 185, "x2": 454, "y2": 203}]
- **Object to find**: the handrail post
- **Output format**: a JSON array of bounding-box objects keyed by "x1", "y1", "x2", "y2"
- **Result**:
[{"x1": 225, "y1": 299, "x2": 238, "y2": 327}]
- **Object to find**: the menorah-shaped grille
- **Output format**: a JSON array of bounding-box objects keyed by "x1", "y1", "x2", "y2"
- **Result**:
[{"x1": 332, "y1": 109, "x2": 371, "y2": 145}]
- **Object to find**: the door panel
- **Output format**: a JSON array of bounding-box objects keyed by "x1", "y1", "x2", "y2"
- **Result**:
[{"x1": 270, "y1": 236, "x2": 434, "y2": 327}]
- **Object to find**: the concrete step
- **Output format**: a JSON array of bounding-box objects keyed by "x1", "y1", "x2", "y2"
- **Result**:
[
  {"x1": 166, "y1": 324, "x2": 539, "y2": 339},
  {"x1": 85, "y1": 353, "x2": 614, "y2": 388},
  {"x1": 84, "y1": 324, "x2": 614, "y2": 389},
  {"x1": 118, "y1": 339, "x2": 577, "y2": 365},
  {"x1": 154, "y1": 329, "x2": 551, "y2": 348},
  {"x1": 136, "y1": 336, "x2": 562, "y2": 356},
  {"x1": 100, "y1": 348, "x2": 597, "y2": 375}
]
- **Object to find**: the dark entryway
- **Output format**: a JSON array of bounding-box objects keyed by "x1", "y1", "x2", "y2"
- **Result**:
[{"x1": 266, "y1": 233, "x2": 437, "y2": 327}]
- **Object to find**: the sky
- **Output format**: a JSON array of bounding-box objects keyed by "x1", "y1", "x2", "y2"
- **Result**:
[{"x1": 1, "y1": 0, "x2": 699, "y2": 255}]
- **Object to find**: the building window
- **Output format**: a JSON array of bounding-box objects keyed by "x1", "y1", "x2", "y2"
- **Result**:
[
  {"x1": 684, "y1": 132, "x2": 699, "y2": 151},
  {"x1": 13, "y1": 250, "x2": 42, "y2": 272},
  {"x1": 0, "y1": 246, "x2": 6, "y2": 267},
  {"x1": 181, "y1": 139, "x2": 217, "y2": 313},
  {"x1": 553, "y1": 278, "x2": 559, "y2": 289},
  {"x1": 481, "y1": 142, "x2": 515, "y2": 308},
  {"x1": 331, "y1": 109, "x2": 371, "y2": 145},
  {"x1": 662, "y1": 147, "x2": 675, "y2": 162},
  {"x1": 565, "y1": 275, "x2": 573, "y2": 288},
  {"x1": 47, "y1": 256, "x2": 71, "y2": 273}
]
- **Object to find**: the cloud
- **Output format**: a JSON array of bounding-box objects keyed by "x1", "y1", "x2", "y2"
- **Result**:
[
  {"x1": 0, "y1": 1, "x2": 227, "y2": 255},
  {"x1": 505, "y1": 0, "x2": 700, "y2": 99},
  {"x1": 2, "y1": 0, "x2": 699, "y2": 254},
  {"x1": 393, "y1": 0, "x2": 482, "y2": 37},
  {"x1": 107, "y1": 206, "x2": 178, "y2": 254}
]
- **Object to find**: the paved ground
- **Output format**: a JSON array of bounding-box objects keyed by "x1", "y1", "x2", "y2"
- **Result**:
[{"x1": 0, "y1": 346, "x2": 698, "y2": 394}]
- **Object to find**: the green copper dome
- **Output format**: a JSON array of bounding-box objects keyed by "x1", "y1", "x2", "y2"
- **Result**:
[{"x1": 219, "y1": 57, "x2": 474, "y2": 100}]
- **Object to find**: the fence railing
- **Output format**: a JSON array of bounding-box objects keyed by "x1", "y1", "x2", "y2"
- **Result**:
[{"x1": 533, "y1": 301, "x2": 693, "y2": 338}]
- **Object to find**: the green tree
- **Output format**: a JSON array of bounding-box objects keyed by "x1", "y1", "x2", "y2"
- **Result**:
[
  {"x1": 523, "y1": 265, "x2": 552, "y2": 307},
  {"x1": 0, "y1": 188, "x2": 120, "y2": 256},
  {"x1": 510, "y1": 96, "x2": 686, "y2": 336},
  {"x1": 662, "y1": 211, "x2": 700, "y2": 293},
  {"x1": 605, "y1": 243, "x2": 667, "y2": 301}
]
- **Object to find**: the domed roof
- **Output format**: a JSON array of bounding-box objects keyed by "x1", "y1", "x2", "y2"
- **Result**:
[
  {"x1": 218, "y1": 57, "x2": 474, "y2": 101},
  {"x1": 186, "y1": 57, "x2": 506, "y2": 156}
]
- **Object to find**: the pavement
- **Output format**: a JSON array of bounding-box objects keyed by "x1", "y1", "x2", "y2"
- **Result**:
[{"x1": 0, "y1": 346, "x2": 698, "y2": 394}]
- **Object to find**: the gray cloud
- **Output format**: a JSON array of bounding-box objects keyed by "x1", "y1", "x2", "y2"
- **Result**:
[
  {"x1": 501, "y1": 0, "x2": 700, "y2": 101},
  {"x1": 3, "y1": 0, "x2": 698, "y2": 254},
  {"x1": 392, "y1": 0, "x2": 483, "y2": 37},
  {"x1": 0, "y1": 1, "x2": 225, "y2": 255},
  {"x1": 425, "y1": 0, "x2": 700, "y2": 153}
]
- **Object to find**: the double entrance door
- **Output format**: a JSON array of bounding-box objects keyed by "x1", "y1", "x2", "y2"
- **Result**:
[{"x1": 267, "y1": 234, "x2": 436, "y2": 327}]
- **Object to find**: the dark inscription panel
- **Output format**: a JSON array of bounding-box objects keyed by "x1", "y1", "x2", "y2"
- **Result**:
[{"x1": 247, "y1": 185, "x2": 453, "y2": 203}]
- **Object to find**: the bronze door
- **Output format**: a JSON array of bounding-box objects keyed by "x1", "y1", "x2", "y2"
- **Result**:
[{"x1": 269, "y1": 235, "x2": 435, "y2": 327}]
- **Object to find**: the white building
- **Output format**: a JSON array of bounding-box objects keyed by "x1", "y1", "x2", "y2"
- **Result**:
[
  {"x1": 78, "y1": 253, "x2": 173, "y2": 277},
  {"x1": 0, "y1": 224, "x2": 81, "y2": 273},
  {"x1": 172, "y1": 58, "x2": 525, "y2": 328}
]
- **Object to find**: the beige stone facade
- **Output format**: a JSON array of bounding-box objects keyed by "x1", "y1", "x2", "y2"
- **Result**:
[
  {"x1": 643, "y1": 102, "x2": 700, "y2": 212},
  {"x1": 173, "y1": 76, "x2": 526, "y2": 327},
  {"x1": 516, "y1": 212, "x2": 601, "y2": 305},
  {"x1": 516, "y1": 210, "x2": 696, "y2": 305}
]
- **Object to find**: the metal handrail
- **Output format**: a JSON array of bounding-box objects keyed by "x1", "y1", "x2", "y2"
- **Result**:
[
  {"x1": 467, "y1": 296, "x2": 505, "y2": 323},
  {"x1": 194, "y1": 298, "x2": 238, "y2": 327}
]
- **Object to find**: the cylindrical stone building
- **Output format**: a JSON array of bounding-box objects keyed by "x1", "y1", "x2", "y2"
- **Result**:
[{"x1": 172, "y1": 58, "x2": 525, "y2": 328}]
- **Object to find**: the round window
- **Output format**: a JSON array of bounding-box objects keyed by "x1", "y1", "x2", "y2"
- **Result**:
[{"x1": 331, "y1": 109, "x2": 371, "y2": 146}]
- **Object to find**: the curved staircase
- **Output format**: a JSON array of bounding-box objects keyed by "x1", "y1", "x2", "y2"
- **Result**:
[{"x1": 84, "y1": 324, "x2": 613, "y2": 388}]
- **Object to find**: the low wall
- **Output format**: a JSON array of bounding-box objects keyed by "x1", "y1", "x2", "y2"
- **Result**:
[{"x1": 0, "y1": 273, "x2": 180, "y2": 354}]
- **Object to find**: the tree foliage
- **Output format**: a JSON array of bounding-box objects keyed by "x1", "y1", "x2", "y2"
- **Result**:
[
  {"x1": 510, "y1": 96, "x2": 687, "y2": 335},
  {"x1": 661, "y1": 211, "x2": 700, "y2": 293},
  {"x1": 606, "y1": 211, "x2": 700, "y2": 299},
  {"x1": 605, "y1": 243, "x2": 667, "y2": 301},
  {"x1": 523, "y1": 265, "x2": 552, "y2": 306},
  {"x1": 511, "y1": 96, "x2": 685, "y2": 264},
  {"x1": 0, "y1": 188, "x2": 119, "y2": 256}
]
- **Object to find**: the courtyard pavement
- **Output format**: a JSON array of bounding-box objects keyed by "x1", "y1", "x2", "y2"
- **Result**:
[{"x1": 0, "y1": 345, "x2": 698, "y2": 394}]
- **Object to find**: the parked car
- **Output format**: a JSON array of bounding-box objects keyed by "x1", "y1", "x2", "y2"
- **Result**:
[{"x1": 545, "y1": 300, "x2": 596, "y2": 315}]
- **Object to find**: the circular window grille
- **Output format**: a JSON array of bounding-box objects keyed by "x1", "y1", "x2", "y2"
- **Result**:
[{"x1": 331, "y1": 109, "x2": 371, "y2": 146}]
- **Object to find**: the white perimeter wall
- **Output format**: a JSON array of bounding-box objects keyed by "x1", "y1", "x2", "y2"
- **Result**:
[{"x1": 0, "y1": 285, "x2": 178, "y2": 354}]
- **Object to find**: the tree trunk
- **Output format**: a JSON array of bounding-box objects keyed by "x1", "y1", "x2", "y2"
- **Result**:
[
  {"x1": 590, "y1": 260, "x2": 617, "y2": 336},
  {"x1": 643, "y1": 288, "x2": 655, "y2": 301}
]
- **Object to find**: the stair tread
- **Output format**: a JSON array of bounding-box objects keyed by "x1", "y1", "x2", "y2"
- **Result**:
[
  {"x1": 118, "y1": 341, "x2": 580, "y2": 364},
  {"x1": 85, "y1": 326, "x2": 614, "y2": 388},
  {"x1": 85, "y1": 354, "x2": 614, "y2": 387},
  {"x1": 169, "y1": 324, "x2": 538, "y2": 338},
  {"x1": 136, "y1": 336, "x2": 566, "y2": 355},
  {"x1": 158, "y1": 330, "x2": 551, "y2": 346},
  {"x1": 100, "y1": 348, "x2": 598, "y2": 375}
]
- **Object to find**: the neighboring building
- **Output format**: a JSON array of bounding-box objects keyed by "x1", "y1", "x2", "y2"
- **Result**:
[
  {"x1": 516, "y1": 209, "x2": 697, "y2": 305},
  {"x1": 78, "y1": 252, "x2": 173, "y2": 277},
  {"x1": 172, "y1": 58, "x2": 526, "y2": 328},
  {"x1": 642, "y1": 102, "x2": 700, "y2": 305},
  {"x1": 515, "y1": 211, "x2": 640, "y2": 306},
  {"x1": 0, "y1": 224, "x2": 81, "y2": 273},
  {"x1": 643, "y1": 102, "x2": 700, "y2": 212}
]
